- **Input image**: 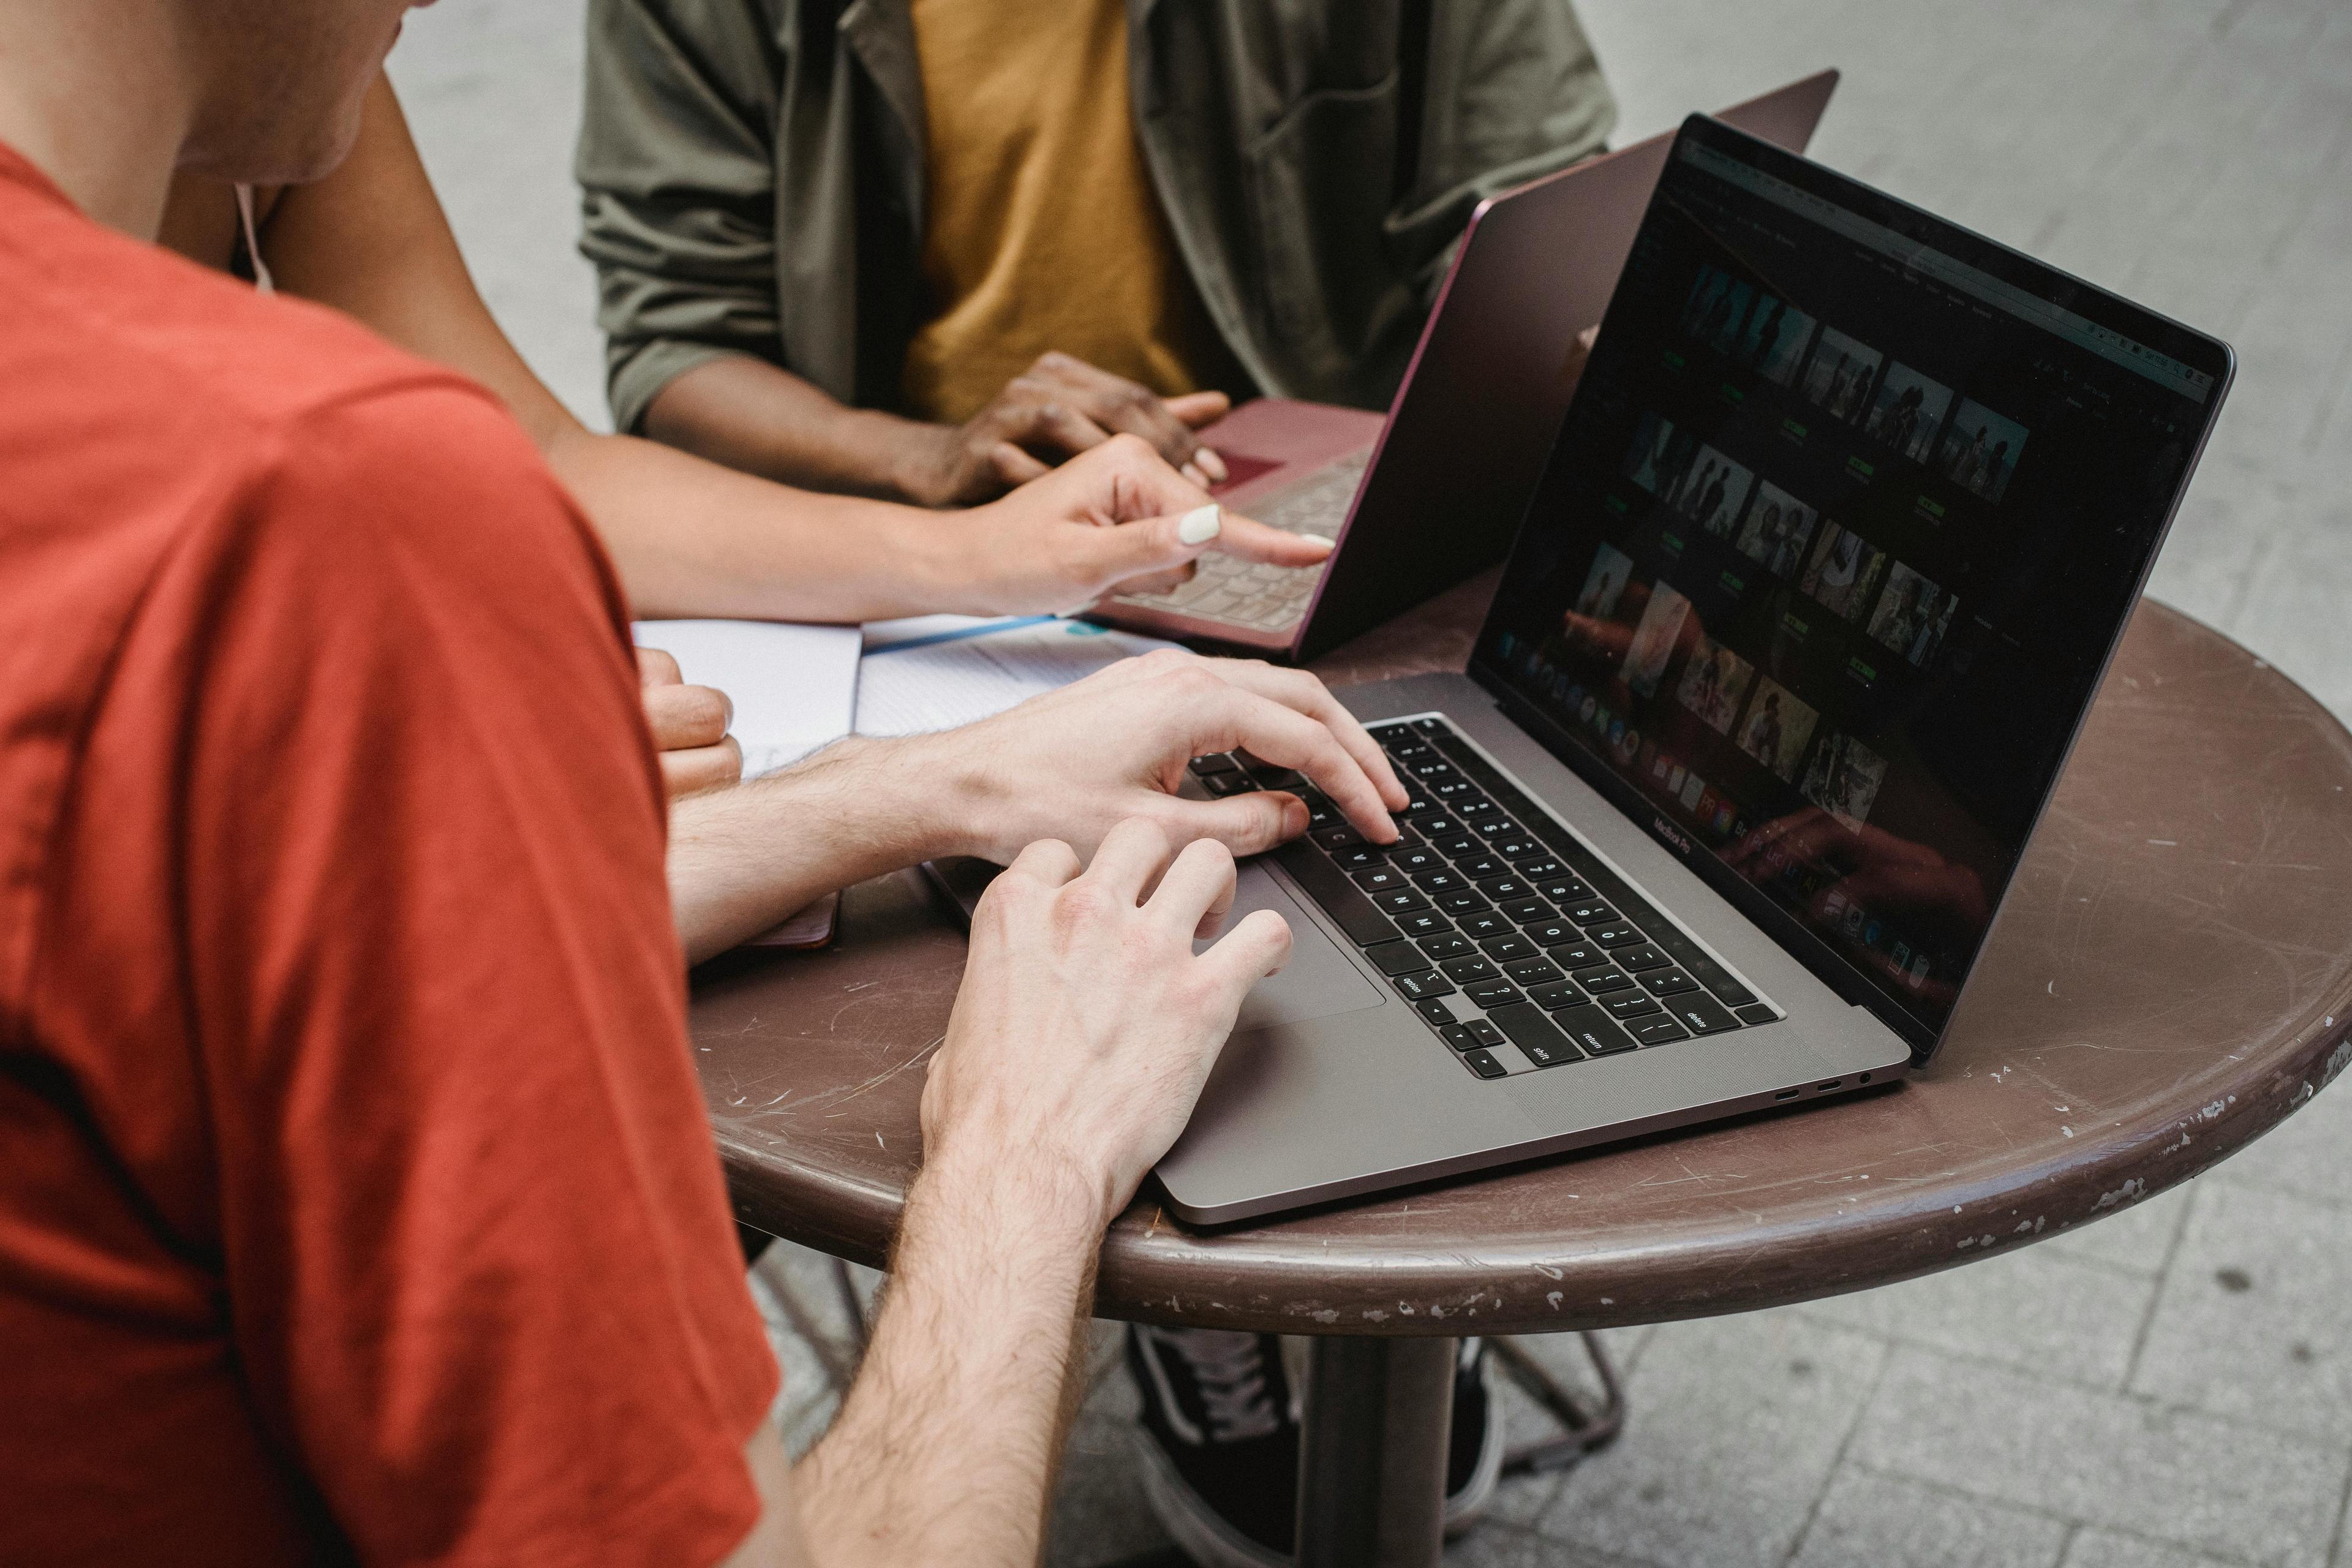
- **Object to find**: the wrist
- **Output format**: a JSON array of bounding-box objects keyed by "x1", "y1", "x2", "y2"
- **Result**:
[
  {"x1": 821, "y1": 732, "x2": 973, "y2": 869},
  {"x1": 886, "y1": 508, "x2": 1006, "y2": 619},
  {"x1": 733, "y1": 734, "x2": 965, "y2": 883},
  {"x1": 880, "y1": 418, "x2": 963, "y2": 508},
  {"x1": 775, "y1": 404, "x2": 946, "y2": 504},
  {"x1": 910, "y1": 1129, "x2": 1120, "y2": 1248},
  {"x1": 895, "y1": 726, "x2": 1022, "y2": 863}
]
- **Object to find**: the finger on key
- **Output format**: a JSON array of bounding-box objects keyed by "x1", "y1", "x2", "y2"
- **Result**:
[
  {"x1": 1157, "y1": 790, "x2": 1310, "y2": 864},
  {"x1": 1194, "y1": 661, "x2": 1407, "y2": 811},
  {"x1": 1104, "y1": 560, "x2": 1201, "y2": 600},
  {"x1": 1042, "y1": 357, "x2": 1213, "y2": 477},
  {"x1": 1201, "y1": 685, "x2": 1396, "y2": 842}
]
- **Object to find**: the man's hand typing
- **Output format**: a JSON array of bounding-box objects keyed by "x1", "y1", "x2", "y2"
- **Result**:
[
  {"x1": 786, "y1": 821, "x2": 1291, "y2": 1566},
  {"x1": 911, "y1": 647, "x2": 1407, "y2": 866},
  {"x1": 667, "y1": 646, "x2": 1400, "y2": 963},
  {"x1": 922, "y1": 821, "x2": 1290, "y2": 1227}
]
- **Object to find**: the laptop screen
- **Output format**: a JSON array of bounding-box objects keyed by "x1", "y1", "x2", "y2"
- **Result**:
[{"x1": 1472, "y1": 116, "x2": 2231, "y2": 1045}]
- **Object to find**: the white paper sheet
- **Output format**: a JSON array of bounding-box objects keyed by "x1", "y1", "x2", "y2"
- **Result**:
[
  {"x1": 859, "y1": 613, "x2": 1011, "y2": 651},
  {"x1": 631, "y1": 618, "x2": 861, "y2": 776},
  {"x1": 854, "y1": 616, "x2": 1177, "y2": 736}
]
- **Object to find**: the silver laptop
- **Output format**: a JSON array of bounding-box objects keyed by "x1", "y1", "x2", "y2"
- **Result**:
[{"x1": 1151, "y1": 115, "x2": 2233, "y2": 1223}]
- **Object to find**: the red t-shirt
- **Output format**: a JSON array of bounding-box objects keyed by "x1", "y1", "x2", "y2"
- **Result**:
[{"x1": 0, "y1": 147, "x2": 777, "y2": 1564}]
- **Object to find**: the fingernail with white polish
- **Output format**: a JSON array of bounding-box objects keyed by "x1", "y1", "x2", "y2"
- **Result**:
[
  {"x1": 1199, "y1": 448, "x2": 1229, "y2": 482},
  {"x1": 1177, "y1": 503, "x2": 1222, "y2": 546}
]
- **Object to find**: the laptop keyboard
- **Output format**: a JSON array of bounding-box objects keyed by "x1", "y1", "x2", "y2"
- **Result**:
[
  {"x1": 1110, "y1": 451, "x2": 1367, "y2": 633},
  {"x1": 1188, "y1": 714, "x2": 1782, "y2": 1080}
]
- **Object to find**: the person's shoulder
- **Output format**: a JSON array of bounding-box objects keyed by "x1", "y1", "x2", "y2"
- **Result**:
[
  {"x1": 0, "y1": 174, "x2": 606, "y2": 601},
  {"x1": 0, "y1": 182, "x2": 472, "y2": 438},
  {"x1": 243, "y1": 379, "x2": 609, "y2": 624}
]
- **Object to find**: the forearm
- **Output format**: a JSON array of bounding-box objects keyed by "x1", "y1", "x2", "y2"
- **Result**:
[
  {"x1": 240, "y1": 84, "x2": 984, "y2": 624},
  {"x1": 541, "y1": 425, "x2": 996, "y2": 623},
  {"x1": 793, "y1": 1146, "x2": 1103, "y2": 1568},
  {"x1": 643, "y1": 354, "x2": 943, "y2": 505},
  {"x1": 668, "y1": 732, "x2": 997, "y2": 964}
]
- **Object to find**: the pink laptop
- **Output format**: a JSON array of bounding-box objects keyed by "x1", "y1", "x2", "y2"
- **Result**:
[{"x1": 1092, "y1": 71, "x2": 1841, "y2": 662}]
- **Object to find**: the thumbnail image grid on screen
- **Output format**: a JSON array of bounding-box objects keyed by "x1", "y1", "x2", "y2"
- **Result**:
[{"x1": 1480, "y1": 132, "x2": 2216, "y2": 1037}]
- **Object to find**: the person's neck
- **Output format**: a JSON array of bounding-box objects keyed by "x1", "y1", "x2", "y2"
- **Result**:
[{"x1": 0, "y1": 0, "x2": 197, "y2": 238}]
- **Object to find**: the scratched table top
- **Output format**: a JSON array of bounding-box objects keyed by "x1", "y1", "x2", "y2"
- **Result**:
[{"x1": 690, "y1": 584, "x2": 2352, "y2": 1336}]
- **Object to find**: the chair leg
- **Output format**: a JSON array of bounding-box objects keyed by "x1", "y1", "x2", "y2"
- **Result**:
[{"x1": 1494, "y1": 1332, "x2": 1627, "y2": 1477}]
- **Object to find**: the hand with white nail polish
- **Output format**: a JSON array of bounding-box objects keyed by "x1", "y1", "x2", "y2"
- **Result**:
[{"x1": 937, "y1": 435, "x2": 1332, "y2": 616}]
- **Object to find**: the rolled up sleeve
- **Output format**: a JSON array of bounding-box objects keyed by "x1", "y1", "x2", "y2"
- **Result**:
[{"x1": 577, "y1": 0, "x2": 789, "y2": 432}]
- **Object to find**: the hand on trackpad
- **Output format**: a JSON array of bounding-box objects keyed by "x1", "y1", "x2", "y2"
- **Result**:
[{"x1": 1198, "y1": 861, "x2": 1386, "y2": 1032}]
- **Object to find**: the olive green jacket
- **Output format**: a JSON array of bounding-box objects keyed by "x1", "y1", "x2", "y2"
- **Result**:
[{"x1": 577, "y1": 0, "x2": 1616, "y2": 432}]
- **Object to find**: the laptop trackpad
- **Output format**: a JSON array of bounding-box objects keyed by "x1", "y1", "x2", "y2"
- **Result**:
[{"x1": 1201, "y1": 861, "x2": 1387, "y2": 1031}]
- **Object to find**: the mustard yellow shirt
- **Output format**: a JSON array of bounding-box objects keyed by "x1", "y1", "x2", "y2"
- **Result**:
[{"x1": 900, "y1": 0, "x2": 1221, "y2": 423}]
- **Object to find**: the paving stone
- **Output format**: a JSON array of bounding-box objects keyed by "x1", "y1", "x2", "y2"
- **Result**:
[
  {"x1": 1445, "y1": 1521, "x2": 1656, "y2": 1567},
  {"x1": 2062, "y1": 1527, "x2": 2253, "y2": 1568},
  {"x1": 1505, "y1": 1311, "x2": 1890, "y2": 1568},
  {"x1": 1042, "y1": 1411, "x2": 1175, "y2": 1568},
  {"x1": 2143, "y1": 473, "x2": 2283, "y2": 634},
  {"x1": 2154, "y1": 493, "x2": 2277, "y2": 635},
  {"x1": 1788, "y1": 1468, "x2": 2069, "y2": 1568},
  {"x1": 2037, "y1": 1176, "x2": 2197, "y2": 1276},
  {"x1": 2206, "y1": 1063, "x2": 2352, "y2": 1207},
  {"x1": 1798, "y1": 1241, "x2": 2158, "y2": 1389},
  {"x1": 1042, "y1": 1338, "x2": 1171, "y2": 1567},
  {"x1": 2230, "y1": 505, "x2": 2352, "y2": 721},
  {"x1": 2129, "y1": 1181, "x2": 2352, "y2": 1445},
  {"x1": 745, "y1": 1262, "x2": 849, "y2": 1457},
  {"x1": 1493, "y1": 1326, "x2": 1649, "y2": 1428},
  {"x1": 1487, "y1": 1326, "x2": 1660, "y2": 1526},
  {"x1": 1852, "y1": 1348, "x2": 2349, "y2": 1567}
]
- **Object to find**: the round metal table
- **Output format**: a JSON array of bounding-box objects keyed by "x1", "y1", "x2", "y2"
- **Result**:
[{"x1": 692, "y1": 582, "x2": 2352, "y2": 1565}]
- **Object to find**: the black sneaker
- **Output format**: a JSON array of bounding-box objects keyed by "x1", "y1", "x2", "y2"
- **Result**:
[
  {"x1": 1128, "y1": 1327, "x2": 1298, "y2": 1567},
  {"x1": 1127, "y1": 1328, "x2": 1501, "y2": 1567}
]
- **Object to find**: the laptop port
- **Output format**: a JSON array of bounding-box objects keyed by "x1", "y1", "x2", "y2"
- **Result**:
[
  {"x1": 1858, "y1": 1072, "x2": 1872, "y2": 1085},
  {"x1": 1817, "y1": 1080, "x2": 1842, "y2": 1092},
  {"x1": 1775, "y1": 1088, "x2": 1801, "y2": 1101}
]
